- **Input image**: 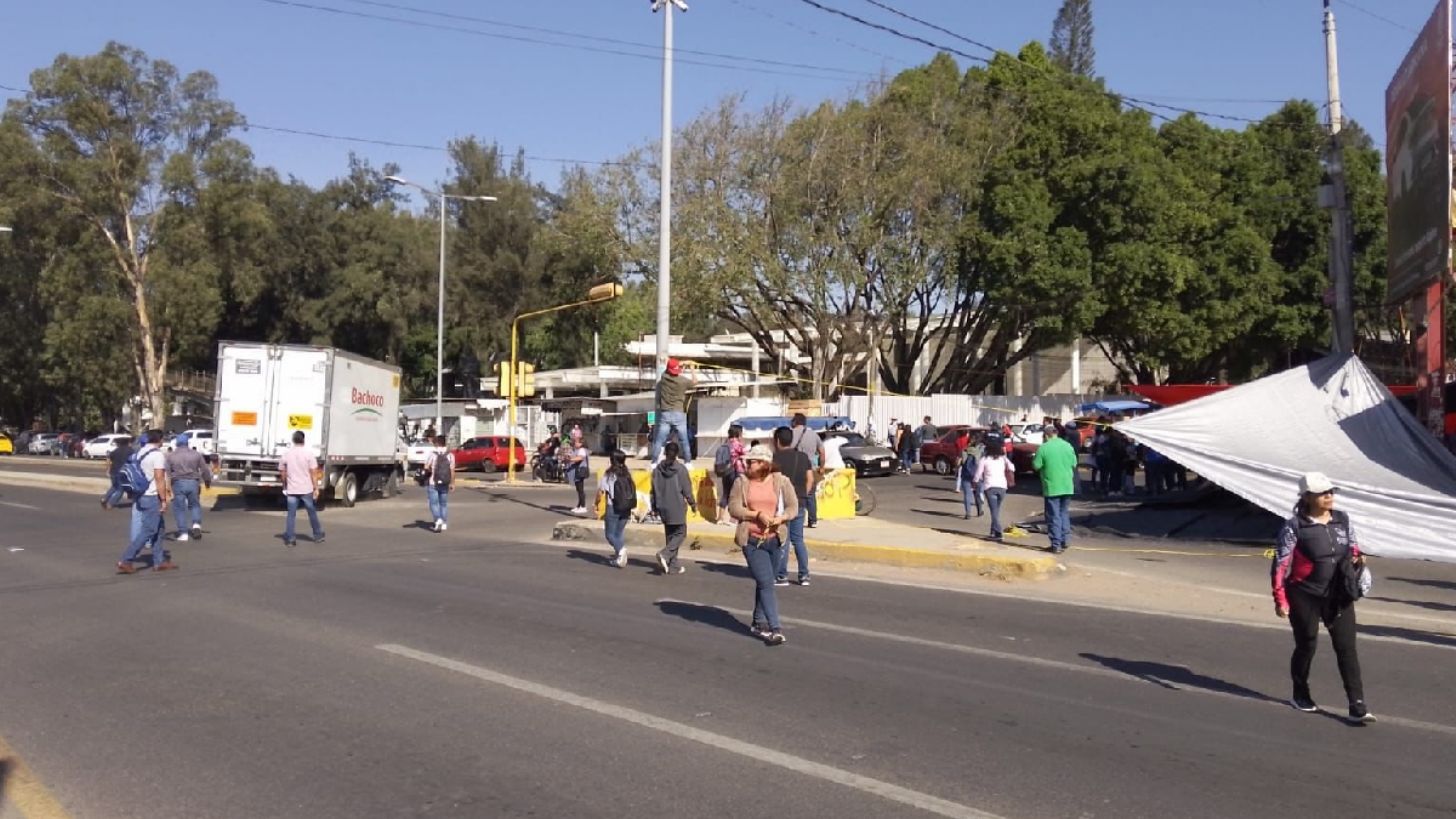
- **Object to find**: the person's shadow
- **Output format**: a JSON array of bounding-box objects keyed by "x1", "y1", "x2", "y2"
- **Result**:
[
  {"x1": 655, "y1": 600, "x2": 756, "y2": 639},
  {"x1": 1079, "y1": 653, "x2": 1280, "y2": 703}
]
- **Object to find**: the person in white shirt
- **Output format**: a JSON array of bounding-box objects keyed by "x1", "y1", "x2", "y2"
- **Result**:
[
  {"x1": 116, "y1": 430, "x2": 175, "y2": 573},
  {"x1": 423, "y1": 435, "x2": 455, "y2": 532},
  {"x1": 821, "y1": 431, "x2": 848, "y2": 471},
  {"x1": 973, "y1": 436, "x2": 1016, "y2": 542}
]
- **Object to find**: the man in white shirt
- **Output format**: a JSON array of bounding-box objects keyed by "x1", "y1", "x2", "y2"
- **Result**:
[
  {"x1": 279, "y1": 431, "x2": 325, "y2": 547},
  {"x1": 116, "y1": 430, "x2": 175, "y2": 573},
  {"x1": 821, "y1": 431, "x2": 848, "y2": 471}
]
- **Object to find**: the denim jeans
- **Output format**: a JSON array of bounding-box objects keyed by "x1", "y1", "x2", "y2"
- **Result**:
[
  {"x1": 171, "y1": 479, "x2": 203, "y2": 531},
  {"x1": 121, "y1": 494, "x2": 165, "y2": 567},
  {"x1": 775, "y1": 506, "x2": 810, "y2": 581},
  {"x1": 961, "y1": 483, "x2": 983, "y2": 517},
  {"x1": 743, "y1": 536, "x2": 783, "y2": 630},
  {"x1": 719, "y1": 471, "x2": 737, "y2": 509},
  {"x1": 805, "y1": 491, "x2": 818, "y2": 526},
  {"x1": 102, "y1": 472, "x2": 126, "y2": 507},
  {"x1": 284, "y1": 493, "x2": 323, "y2": 542},
  {"x1": 984, "y1": 488, "x2": 1006, "y2": 538},
  {"x1": 427, "y1": 485, "x2": 449, "y2": 524},
  {"x1": 1043, "y1": 495, "x2": 1072, "y2": 551},
  {"x1": 604, "y1": 508, "x2": 629, "y2": 557},
  {"x1": 650, "y1": 411, "x2": 692, "y2": 462}
]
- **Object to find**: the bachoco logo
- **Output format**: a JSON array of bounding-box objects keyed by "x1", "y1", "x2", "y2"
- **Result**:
[{"x1": 351, "y1": 387, "x2": 385, "y2": 420}]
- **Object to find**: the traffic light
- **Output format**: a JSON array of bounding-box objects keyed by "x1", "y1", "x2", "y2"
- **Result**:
[
  {"x1": 588, "y1": 282, "x2": 624, "y2": 302},
  {"x1": 517, "y1": 362, "x2": 536, "y2": 397},
  {"x1": 494, "y1": 361, "x2": 511, "y2": 396}
]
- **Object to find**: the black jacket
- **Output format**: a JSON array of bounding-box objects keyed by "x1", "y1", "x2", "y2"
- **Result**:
[{"x1": 650, "y1": 460, "x2": 696, "y2": 525}]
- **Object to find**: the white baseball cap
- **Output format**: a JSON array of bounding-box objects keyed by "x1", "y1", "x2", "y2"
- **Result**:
[{"x1": 1298, "y1": 472, "x2": 1336, "y2": 495}]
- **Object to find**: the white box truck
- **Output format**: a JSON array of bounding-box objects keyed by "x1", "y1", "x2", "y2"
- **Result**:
[{"x1": 214, "y1": 342, "x2": 406, "y2": 505}]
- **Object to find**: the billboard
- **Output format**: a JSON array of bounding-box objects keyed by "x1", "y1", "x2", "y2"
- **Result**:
[{"x1": 1384, "y1": 0, "x2": 1451, "y2": 303}]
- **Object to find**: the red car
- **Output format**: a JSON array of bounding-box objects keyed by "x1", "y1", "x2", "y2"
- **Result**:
[
  {"x1": 450, "y1": 436, "x2": 527, "y2": 473},
  {"x1": 918, "y1": 425, "x2": 987, "y2": 475}
]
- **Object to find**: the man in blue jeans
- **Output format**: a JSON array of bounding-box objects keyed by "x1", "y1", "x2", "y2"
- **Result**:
[
  {"x1": 771, "y1": 426, "x2": 815, "y2": 586},
  {"x1": 100, "y1": 436, "x2": 133, "y2": 509},
  {"x1": 278, "y1": 431, "x2": 325, "y2": 547},
  {"x1": 651, "y1": 358, "x2": 696, "y2": 463},
  {"x1": 1032, "y1": 422, "x2": 1077, "y2": 554},
  {"x1": 116, "y1": 431, "x2": 175, "y2": 574},
  {"x1": 166, "y1": 433, "x2": 212, "y2": 541}
]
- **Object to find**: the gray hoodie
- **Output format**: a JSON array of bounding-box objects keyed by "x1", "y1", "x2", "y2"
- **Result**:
[{"x1": 650, "y1": 460, "x2": 696, "y2": 525}]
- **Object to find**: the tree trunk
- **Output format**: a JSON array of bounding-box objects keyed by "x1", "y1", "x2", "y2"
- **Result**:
[{"x1": 132, "y1": 280, "x2": 169, "y2": 426}]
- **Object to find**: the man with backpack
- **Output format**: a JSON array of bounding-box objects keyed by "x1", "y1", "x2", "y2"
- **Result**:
[
  {"x1": 423, "y1": 435, "x2": 454, "y2": 533},
  {"x1": 115, "y1": 430, "x2": 175, "y2": 574},
  {"x1": 955, "y1": 436, "x2": 984, "y2": 519}
]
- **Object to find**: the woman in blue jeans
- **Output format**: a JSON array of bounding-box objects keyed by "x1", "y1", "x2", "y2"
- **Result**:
[
  {"x1": 974, "y1": 437, "x2": 1016, "y2": 541},
  {"x1": 598, "y1": 449, "x2": 633, "y2": 568},
  {"x1": 727, "y1": 445, "x2": 798, "y2": 646}
]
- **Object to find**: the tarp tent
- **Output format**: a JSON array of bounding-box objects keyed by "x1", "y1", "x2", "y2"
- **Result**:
[{"x1": 1116, "y1": 354, "x2": 1456, "y2": 562}]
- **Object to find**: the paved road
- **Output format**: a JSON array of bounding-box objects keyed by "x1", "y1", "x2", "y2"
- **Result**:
[{"x1": 1, "y1": 481, "x2": 1453, "y2": 818}]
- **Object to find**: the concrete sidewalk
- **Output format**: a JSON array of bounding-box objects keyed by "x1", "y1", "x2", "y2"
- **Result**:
[
  {"x1": 553, "y1": 514, "x2": 1060, "y2": 579},
  {"x1": 0, "y1": 468, "x2": 240, "y2": 496}
]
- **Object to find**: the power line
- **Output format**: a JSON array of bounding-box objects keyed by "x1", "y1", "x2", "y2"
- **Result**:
[
  {"x1": 335, "y1": 0, "x2": 873, "y2": 78},
  {"x1": 1334, "y1": 0, "x2": 1420, "y2": 34},
  {"x1": 794, "y1": 0, "x2": 1321, "y2": 132},
  {"x1": 724, "y1": 0, "x2": 907, "y2": 65},
  {"x1": 260, "y1": 0, "x2": 870, "y2": 82}
]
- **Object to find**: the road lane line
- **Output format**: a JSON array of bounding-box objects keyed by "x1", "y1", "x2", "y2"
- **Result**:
[
  {"x1": 0, "y1": 734, "x2": 72, "y2": 819},
  {"x1": 655, "y1": 599, "x2": 1456, "y2": 739},
  {"x1": 0, "y1": 501, "x2": 39, "y2": 511},
  {"x1": 376, "y1": 643, "x2": 1004, "y2": 819}
]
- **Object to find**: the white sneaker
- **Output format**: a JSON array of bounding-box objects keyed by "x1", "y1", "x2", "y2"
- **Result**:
[
  {"x1": 432, "y1": 519, "x2": 442, "y2": 532},
  {"x1": 176, "y1": 533, "x2": 190, "y2": 542},
  {"x1": 614, "y1": 551, "x2": 627, "y2": 568}
]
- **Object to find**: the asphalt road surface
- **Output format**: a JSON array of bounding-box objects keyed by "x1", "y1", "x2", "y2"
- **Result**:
[{"x1": 0, "y1": 479, "x2": 1454, "y2": 818}]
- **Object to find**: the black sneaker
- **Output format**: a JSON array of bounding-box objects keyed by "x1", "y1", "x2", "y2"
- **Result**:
[
  {"x1": 766, "y1": 631, "x2": 787, "y2": 646},
  {"x1": 190, "y1": 526, "x2": 202, "y2": 541},
  {"x1": 749, "y1": 624, "x2": 770, "y2": 639},
  {"x1": 1348, "y1": 702, "x2": 1376, "y2": 724},
  {"x1": 797, "y1": 577, "x2": 811, "y2": 587},
  {"x1": 1290, "y1": 696, "x2": 1318, "y2": 713},
  {"x1": 284, "y1": 539, "x2": 297, "y2": 548},
  {"x1": 774, "y1": 578, "x2": 790, "y2": 587}
]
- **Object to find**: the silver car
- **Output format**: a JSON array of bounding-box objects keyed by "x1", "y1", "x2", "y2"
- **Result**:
[{"x1": 823, "y1": 431, "x2": 898, "y2": 477}]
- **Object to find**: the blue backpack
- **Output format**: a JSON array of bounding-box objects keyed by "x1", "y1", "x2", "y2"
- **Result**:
[
  {"x1": 119, "y1": 448, "x2": 155, "y2": 498},
  {"x1": 959, "y1": 453, "x2": 979, "y2": 482}
]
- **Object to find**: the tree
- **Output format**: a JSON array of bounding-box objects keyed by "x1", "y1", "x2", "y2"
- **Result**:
[
  {"x1": 7, "y1": 42, "x2": 244, "y2": 423},
  {"x1": 1050, "y1": 0, "x2": 1096, "y2": 77}
]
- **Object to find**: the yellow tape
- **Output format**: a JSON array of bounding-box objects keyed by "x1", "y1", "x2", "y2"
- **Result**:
[{"x1": 1073, "y1": 546, "x2": 1276, "y2": 559}]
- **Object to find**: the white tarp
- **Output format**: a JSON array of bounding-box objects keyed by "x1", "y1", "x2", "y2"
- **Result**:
[{"x1": 1116, "y1": 354, "x2": 1456, "y2": 562}]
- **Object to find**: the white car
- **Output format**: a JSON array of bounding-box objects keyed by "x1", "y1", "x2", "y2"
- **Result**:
[
  {"x1": 166, "y1": 429, "x2": 216, "y2": 456},
  {"x1": 1009, "y1": 423, "x2": 1045, "y2": 445},
  {"x1": 28, "y1": 432, "x2": 60, "y2": 455},
  {"x1": 405, "y1": 440, "x2": 435, "y2": 469},
  {"x1": 82, "y1": 434, "x2": 134, "y2": 459}
]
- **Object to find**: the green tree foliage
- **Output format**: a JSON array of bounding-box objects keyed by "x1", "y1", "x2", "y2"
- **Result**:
[{"x1": 1050, "y1": 0, "x2": 1096, "y2": 77}]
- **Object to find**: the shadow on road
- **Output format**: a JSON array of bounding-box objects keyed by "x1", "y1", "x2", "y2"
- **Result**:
[
  {"x1": 0, "y1": 757, "x2": 11, "y2": 803},
  {"x1": 1366, "y1": 595, "x2": 1456, "y2": 614},
  {"x1": 484, "y1": 492, "x2": 578, "y2": 518},
  {"x1": 1079, "y1": 653, "x2": 1280, "y2": 703},
  {"x1": 401, "y1": 520, "x2": 435, "y2": 531},
  {"x1": 698, "y1": 562, "x2": 752, "y2": 580},
  {"x1": 1359, "y1": 624, "x2": 1456, "y2": 649},
  {"x1": 655, "y1": 600, "x2": 749, "y2": 637},
  {"x1": 1387, "y1": 576, "x2": 1456, "y2": 593}
]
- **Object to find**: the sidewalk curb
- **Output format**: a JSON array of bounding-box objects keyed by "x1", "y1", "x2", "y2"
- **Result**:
[{"x1": 551, "y1": 520, "x2": 1059, "y2": 580}]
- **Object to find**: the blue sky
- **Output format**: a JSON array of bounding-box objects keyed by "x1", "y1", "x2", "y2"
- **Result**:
[{"x1": 0, "y1": 0, "x2": 1437, "y2": 194}]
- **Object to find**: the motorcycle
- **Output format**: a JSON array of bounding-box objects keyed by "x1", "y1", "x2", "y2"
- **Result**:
[{"x1": 531, "y1": 452, "x2": 567, "y2": 484}]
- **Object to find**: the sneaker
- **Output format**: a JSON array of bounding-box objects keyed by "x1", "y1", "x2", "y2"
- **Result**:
[
  {"x1": 1290, "y1": 696, "x2": 1318, "y2": 713},
  {"x1": 101, "y1": 500, "x2": 110, "y2": 510},
  {"x1": 613, "y1": 551, "x2": 628, "y2": 569},
  {"x1": 439, "y1": 523, "x2": 447, "y2": 533},
  {"x1": 766, "y1": 631, "x2": 787, "y2": 646},
  {"x1": 115, "y1": 562, "x2": 136, "y2": 575},
  {"x1": 749, "y1": 624, "x2": 771, "y2": 639},
  {"x1": 798, "y1": 577, "x2": 811, "y2": 587},
  {"x1": 774, "y1": 578, "x2": 790, "y2": 587},
  {"x1": 284, "y1": 539, "x2": 296, "y2": 548},
  {"x1": 433, "y1": 519, "x2": 442, "y2": 533},
  {"x1": 671, "y1": 566, "x2": 685, "y2": 575},
  {"x1": 176, "y1": 533, "x2": 190, "y2": 542},
  {"x1": 656, "y1": 553, "x2": 669, "y2": 574},
  {"x1": 190, "y1": 526, "x2": 202, "y2": 541},
  {"x1": 313, "y1": 533, "x2": 325, "y2": 544},
  {"x1": 1348, "y1": 702, "x2": 1376, "y2": 723}
]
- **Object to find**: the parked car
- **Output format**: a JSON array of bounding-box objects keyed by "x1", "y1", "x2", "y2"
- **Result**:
[
  {"x1": 822, "y1": 430, "x2": 897, "y2": 477},
  {"x1": 450, "y1": 436, "x2": 528, "y2": 474},
  {"x1": 165, "y1": 428, "x2": 216, "y2": 456},
  {"x1": 405, "y1": 439, "x2": 436, "y2": 470},
  {"x1": 918, "y1": 425, "x2": 987, "y2": 476},
  {"x1": 1008, "y1": 423, "x2": 1044, "y2": 445},
  {"x1": 28, "y1": 432, "x2": 61, "y2": 455},
  {"x1": 1009, "y1": 441, "x2": 1040, "y2": 475},
  {"x1": 82, "y1": 434, "x2": 133, "y2": 459},
  {"x1": 0, "y1": 433, "x2": 12, "y2": 456}
]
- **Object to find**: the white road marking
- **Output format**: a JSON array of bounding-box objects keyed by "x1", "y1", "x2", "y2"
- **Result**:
[
  {"x1": 377, "y1": 643, "x2": 1004, "y2": 819},
  {"x1": 655, "y1": 599, "x2": 1456, "y2": 739},
  {"x1": 0, "y1": 500, "x2": 40, "y2": 510}
]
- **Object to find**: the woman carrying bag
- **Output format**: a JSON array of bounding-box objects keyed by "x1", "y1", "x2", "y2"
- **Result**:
[
  {"x1": 1271, "y1": 471, "x2": 1375, "y2": 723},
  {"x1": 727, "y1": 444, "x2": 797, "y2": 646}
]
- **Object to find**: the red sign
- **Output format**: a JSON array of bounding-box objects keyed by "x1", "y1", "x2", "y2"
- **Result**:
[{"x1": 350, "y1": 387, "x2": 385, "y2": 408}]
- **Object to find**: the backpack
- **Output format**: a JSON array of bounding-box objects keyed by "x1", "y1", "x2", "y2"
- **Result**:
[
  {"x1": 119, "y1": 448, "x2": 154, "y2": 498},
  {"x1": 713, "y1": 444, "x2": 733, "y2": 477},
  {"x1": 959, "y1": 453, "x2": 978, "y2": 482},
  {"x1": 431, "y1": 452, "x2": 453, "y2": 491},
  {"x1": 611, "y1": 472, "x2": 637, "y2": 515},
  {"x1": 572, "y1": 451, "x2": 590, "y2": 481}
]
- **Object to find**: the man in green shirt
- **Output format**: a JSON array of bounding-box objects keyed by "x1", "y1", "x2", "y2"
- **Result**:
[
  {"x1": 652, "y1": 358, "x2": 696, "y2": 463},
  {"x1": 1031, "y1": 422, "x2": 1078, "y2": 554}
]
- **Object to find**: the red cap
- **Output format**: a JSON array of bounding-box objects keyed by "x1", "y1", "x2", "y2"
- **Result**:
[{"x1": 665, "y1": 358, "x2": 682, "y2": 375}]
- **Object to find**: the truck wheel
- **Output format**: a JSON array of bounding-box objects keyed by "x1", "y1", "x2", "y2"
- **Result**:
[
  {"x1": 934, "y1": 456, "x2": 951, "y2": 476},
  {"x1": 381, "y1": 469, "x2": 401, "y2": 498},
  {"x1": 339, "y1": 471, "x2": 358, "y2": 508}
]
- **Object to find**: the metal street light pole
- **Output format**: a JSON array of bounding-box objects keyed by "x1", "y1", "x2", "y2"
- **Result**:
[
  {"x1": 652, "y1": 0, "x2": 688, "y2": 372},
  {"x1": 384, "y1": 174, "x2": 497, "y2": 437}
]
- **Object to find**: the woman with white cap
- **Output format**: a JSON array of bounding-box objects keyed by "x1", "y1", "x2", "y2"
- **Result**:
[
  {"x1": 727, "y1": 444, "x2": 798, "y2": 645},
  {"x1": 1271, "y1": 471, "x2": 1374, "y2": 723}
]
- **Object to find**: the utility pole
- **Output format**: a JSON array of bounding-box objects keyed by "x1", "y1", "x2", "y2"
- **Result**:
[
  {"x1": 1322, "y1": 0, "x2": 1356, "y2": 354},
  {"x1": 652, "y1": 0, "x2": 688, "y2": 372}
]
